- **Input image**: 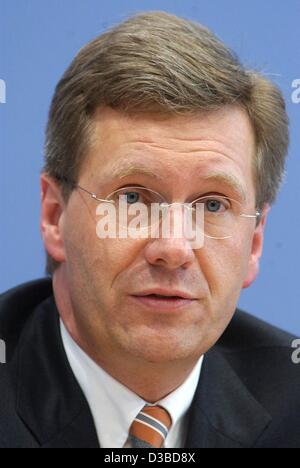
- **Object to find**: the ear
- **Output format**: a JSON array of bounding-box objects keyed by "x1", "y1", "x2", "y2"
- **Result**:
[
  {"x1": 40, "y1": 173, "x2": 66, "y2": 265},
  {"x1": 242, "y1": 204, "x2": 270, "y2": 289}
]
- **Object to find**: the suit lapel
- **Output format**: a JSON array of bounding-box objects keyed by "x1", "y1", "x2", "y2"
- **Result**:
[
  {"x1": 185, "y1": 348, "x2": 272, "y2": 448},
  {"x1": 15, "y1": 295, "x2": 99, "y2": 448},
  {"x1": 42, "y1": 408, "x2": 100, "y2": 448}
]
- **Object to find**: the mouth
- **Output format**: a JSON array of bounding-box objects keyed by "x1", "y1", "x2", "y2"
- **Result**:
[{"x1": 131, "y1": 290, "x2": 197, "y2": 311}]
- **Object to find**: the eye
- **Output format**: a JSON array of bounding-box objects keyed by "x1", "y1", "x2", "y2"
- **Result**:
[
  {"x1": 109, "y1": 188, "x2": 155, "y2": 205},
  {"x1": 206, "y1": 199, "x2": 223, "y2": 213},
  {"x1": 123, "y1": 191, "x2": 140, "y2": 204},
  {"x1": 193, "y1": 196, "x2": 230, "y2": 214}
]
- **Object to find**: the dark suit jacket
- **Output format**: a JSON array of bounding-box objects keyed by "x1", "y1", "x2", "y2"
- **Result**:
[{"x1": 0, "y1": 278, "x2": 299, "y2": 448}]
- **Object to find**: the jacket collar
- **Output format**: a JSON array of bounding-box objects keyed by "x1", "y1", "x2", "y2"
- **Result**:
[
  {"x1": 16, "y1": 294, "x2": 99, "y2": 448},
  {"x1": 185, "y1": 347, "x2": 272, "y2": 448}
]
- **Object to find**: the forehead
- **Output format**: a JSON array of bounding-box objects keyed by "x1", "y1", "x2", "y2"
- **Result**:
[{"x1": 84, "y1": 106, "x2": 256, "y2": 199}]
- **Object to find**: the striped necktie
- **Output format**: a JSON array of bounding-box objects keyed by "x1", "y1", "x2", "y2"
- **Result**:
[{"x1": 129, "y1": 405, "x2": 172, "y2": 448}]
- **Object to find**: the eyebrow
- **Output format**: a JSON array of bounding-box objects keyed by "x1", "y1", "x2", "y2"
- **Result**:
[
  {"x1": 105, "y1": 164, "x2": 247, "y2": 203},
  {"x1": 200, "y1": 171, "x2": 247, "y2": 203},
  {"x1": 110, "y1": 164, "x2": 164, "y2": 182}
]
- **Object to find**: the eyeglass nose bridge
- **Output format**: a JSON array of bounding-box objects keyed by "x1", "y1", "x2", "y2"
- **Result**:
[
  {"x1": 153, "y1": 202, "x2": 201, "y2": 233},
  {"x1": 159, "y1": 201, "x2": 194, "y2": 210}
]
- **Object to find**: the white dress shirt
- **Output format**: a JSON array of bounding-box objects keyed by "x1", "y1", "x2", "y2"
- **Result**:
[{"x1": 60, "y1": 320, "x2": 203, "y2": 448}]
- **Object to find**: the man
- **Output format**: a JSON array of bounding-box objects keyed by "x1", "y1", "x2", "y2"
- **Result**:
[{"x1": 0, "y1": 12, "x2": 299, "y2": 448}]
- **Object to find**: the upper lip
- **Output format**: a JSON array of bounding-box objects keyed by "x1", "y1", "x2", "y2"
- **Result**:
[{"x1": 132, "y1": 289, "x2": 196, "y2": 300}]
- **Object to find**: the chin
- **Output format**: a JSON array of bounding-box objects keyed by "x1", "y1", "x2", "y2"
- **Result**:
[{"x1": 126, "y1": 333, "x2": 201, "y2": 364}]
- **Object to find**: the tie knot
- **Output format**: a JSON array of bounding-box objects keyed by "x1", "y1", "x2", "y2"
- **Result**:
[{"x1": 129, "y1": 405, "x2": 172, "y2": 448}]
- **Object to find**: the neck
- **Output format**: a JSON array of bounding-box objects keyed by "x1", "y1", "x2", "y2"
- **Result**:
[{"x1": 81, "y1": 342, "x2": 198, "y2": 403}]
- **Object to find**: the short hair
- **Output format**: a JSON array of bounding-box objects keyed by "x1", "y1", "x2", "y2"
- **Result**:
[{"x1": 43, "y1": 11, "x2": 289, "y2": 274}]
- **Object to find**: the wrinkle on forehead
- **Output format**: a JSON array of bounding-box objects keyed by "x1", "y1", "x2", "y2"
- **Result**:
[{"x1": 91, "y1": 105, "x2": 255, "y2": 161}]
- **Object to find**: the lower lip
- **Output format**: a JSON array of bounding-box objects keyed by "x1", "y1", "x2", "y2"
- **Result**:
[{"x1": 131, "y1": 295, "x2": 196, "y2": 311}]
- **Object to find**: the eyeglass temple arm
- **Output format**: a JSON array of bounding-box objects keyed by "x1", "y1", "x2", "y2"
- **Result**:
[
  {"x1": 241, "y1": 210, "x2": 262, "y2": 226},
  {"x1": 55, "y1": 175, "x2": 110, "y2": 202}
]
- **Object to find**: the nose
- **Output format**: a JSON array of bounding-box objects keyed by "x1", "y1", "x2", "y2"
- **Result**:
[
  {"x1": 144, "y1": 203, "x2": 197, "y2": 269},
  {"x1": 144, "y1": 236, "x2": 195, "y2": 270}
]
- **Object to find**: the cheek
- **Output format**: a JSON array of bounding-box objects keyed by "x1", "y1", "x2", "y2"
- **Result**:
[
  {"x1": 65, "y1": 200, "x2": 144, "y2": 278},
  {"x1": 199, "y1": 234, "x2": 253, "y2": 298},
  {"x1": 90, "y1": 238, "x2": 141, "y2": 278}
]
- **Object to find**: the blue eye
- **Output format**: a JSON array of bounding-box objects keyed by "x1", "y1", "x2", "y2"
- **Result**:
[
  {"x1": 110, "y1": 187, "x2": 160, "y2": 205},
  {"x1": 124, "y1": 191, "x2": 140, "y2": 204},
  {"x1": 206, "y1": 199, "x2": 222, "y2": 212}
]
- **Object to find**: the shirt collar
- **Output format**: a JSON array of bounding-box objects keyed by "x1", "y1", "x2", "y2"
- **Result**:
[{"x1": 60, "y1": 319, "x2": 203, "y2": 448}]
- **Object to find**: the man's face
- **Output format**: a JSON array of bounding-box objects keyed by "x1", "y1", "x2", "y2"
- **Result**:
[{"x1": 44, "y1": 106, "x2": 267, "y2": 364}]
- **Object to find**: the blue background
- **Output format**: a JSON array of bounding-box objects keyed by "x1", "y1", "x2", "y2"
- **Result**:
[{"x1": 1, "y1": 0, "x2": 299, "y2": 334}]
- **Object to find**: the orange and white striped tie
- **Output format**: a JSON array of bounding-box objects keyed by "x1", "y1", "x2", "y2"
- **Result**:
[{"x1": 129, "y1": 405, "x2": 172, "y2": 448}]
